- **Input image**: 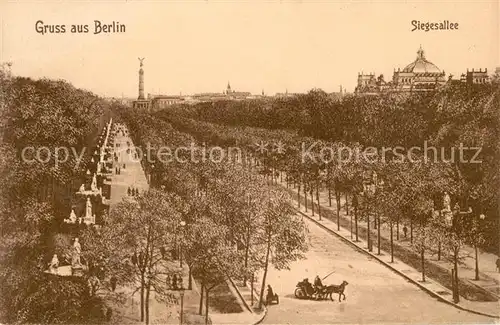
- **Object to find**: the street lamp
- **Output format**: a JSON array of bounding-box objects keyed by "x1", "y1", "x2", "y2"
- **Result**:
[{"x1": 473, "y1": 213, "x2": 486, "y2": 281}]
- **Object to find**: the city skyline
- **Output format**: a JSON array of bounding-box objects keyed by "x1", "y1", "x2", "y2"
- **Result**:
[{"x1": 1, "y1": 1, "x2": 498, "y2": 98}]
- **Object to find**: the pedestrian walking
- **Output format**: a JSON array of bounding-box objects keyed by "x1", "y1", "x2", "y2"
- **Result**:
[
  {"x1": 127, "y1": 187, "x2": 131, "y2": 196},
  {"x1": 403, "y1": 225, "x2": 408, "y2": 238},
  {"x1": 110, "y1": 276, "x2": 117, "y2": 292},
  {"x1": 106, "y1": 307, "x2": 112, "y2": 322},
  {"x1": 496, "y1": 258, "x2": 500, "y2": 273}
]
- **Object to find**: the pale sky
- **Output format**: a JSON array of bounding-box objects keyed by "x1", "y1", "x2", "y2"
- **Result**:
[{"x1": 1, "y1": 1, "x2": 498, "y2": 98}]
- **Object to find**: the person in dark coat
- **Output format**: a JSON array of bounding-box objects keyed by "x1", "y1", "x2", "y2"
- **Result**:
[
  {"x1": 172, "y1": 274, "x2": 178, "y2": 290},
  {"x1": 110, "y1": 276, "x2": 117, "y2": 292},
  {"x1": 127, "y1": 187, "x2": 131, "y2": 196},
  {"x1": 266, "y1": 284, "x2": 276, "y2": 304},
  {"x1": 131, "y1": 252, "x2": 138, "y2": 266},
  {"x1": 105, "y1": 307, "x2": 112, "y2": 321}
]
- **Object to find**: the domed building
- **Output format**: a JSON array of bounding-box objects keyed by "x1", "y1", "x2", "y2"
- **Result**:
[
  {"x1": 391, "y1": 46, "x2": 446, "y2": 92},
  {"x1": 355, "y1": 46, "x2": 447, "y2": 95}
]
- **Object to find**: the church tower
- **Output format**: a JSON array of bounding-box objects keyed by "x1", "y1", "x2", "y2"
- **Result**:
[{"x1": 226, "y1": 81, "x2": 232, "y2": 94}]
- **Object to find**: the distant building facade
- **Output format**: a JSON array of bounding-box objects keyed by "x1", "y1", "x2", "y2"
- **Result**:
[
  {"x1": 460, "y1": 68, "x2": 490, "y2": 86},
  {"x1": 355, "y1": 47, "x2": 447, "y2": 95},
  {"x1": 149, "y1": 94, "x2": 185, "y2": 109}
]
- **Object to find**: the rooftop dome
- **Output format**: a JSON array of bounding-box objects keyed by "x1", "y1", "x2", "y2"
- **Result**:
[{"x1": 402, "y1": 47, "x2": 441, "y2": 73}]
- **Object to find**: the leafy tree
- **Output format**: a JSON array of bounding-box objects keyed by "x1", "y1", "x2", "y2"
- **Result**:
[
  {"x1": 109, "y1": 190, "x2": 182, "y2": 324},
  {"x1": 255, "y1": 188, "x2": 308, "y2": 309}
]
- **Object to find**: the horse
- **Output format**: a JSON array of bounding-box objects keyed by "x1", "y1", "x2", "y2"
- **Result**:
[{"x1": 322, "y1": 280, "x2": 348, "y2": 302}]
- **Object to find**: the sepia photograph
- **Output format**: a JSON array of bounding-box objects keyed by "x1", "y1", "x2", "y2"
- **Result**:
[{"x1": 0, "y1": 1, "x2": 499, "y2": 324}]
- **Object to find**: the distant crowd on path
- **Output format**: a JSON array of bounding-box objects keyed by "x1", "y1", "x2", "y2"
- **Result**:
[
  {"x1": 127, "y1": 187, "x2": 139, "y2": 196},
  {"x1": 115, "y1": 166, "x2": 121, "y2": 175}
]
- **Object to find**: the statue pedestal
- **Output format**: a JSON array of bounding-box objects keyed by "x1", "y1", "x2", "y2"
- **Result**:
[{"x1": 72, "y1": 266, "x2": 84, "y2": 277}]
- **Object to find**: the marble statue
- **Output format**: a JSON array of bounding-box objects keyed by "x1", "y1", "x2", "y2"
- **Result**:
[
  {"x1": 79, "y1": 183, "x2": 85, "y2": 193},
  {"x1": 86, "y1": 169, "x2": 91, "y2": 175},
  {"x1": 443, "y1": 192, "x2": 451, "y2": 212},
  {"x1": 91, "y1": 174, "x2": 97, "y2": 192},
  {"x1": 64, "y1": 209, "x2": 77, "y2": 224},
  {"x1": 49, "y1": 254, "x2": 59, "y2": 274},
  {"x1": 85, "y1": 198, "x2": 92, "y2": 219},
  {"x1": 72, "y1": 238, "x2": 82, "y2": 267}
]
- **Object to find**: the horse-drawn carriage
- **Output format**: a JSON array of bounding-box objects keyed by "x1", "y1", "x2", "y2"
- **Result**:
[{"x1": 295, "y1": 279, "x2": 348, "y2": 302}]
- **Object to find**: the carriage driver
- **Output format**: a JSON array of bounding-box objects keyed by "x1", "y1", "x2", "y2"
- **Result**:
[
  {"x1": 303, "y1": 278, "x2": 314, "y2": 295},
  {"x1": 314, "y1": 275, "x2": 325, "y2": 294}
]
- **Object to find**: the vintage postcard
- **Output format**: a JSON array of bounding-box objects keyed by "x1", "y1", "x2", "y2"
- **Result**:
[{"x1": 0, "y1": 1, "x2": 499, "y2": 324}]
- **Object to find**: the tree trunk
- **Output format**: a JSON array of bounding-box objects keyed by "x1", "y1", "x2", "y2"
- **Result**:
[
  {"x1": 367, "y1": 213, "x2": 371, "y2": 251},
  {"x1": 396, "y1": 217, "x2": 399, "y2": 241},
  {"x1": 454, "y1": 247, "x2": 460, "y2": 302},
  {"x1": 243, "y1": 227, "x2": 251, "y2": 286},
  {"x1": 345, "y1": 192, "x2": 349, "y2": 215},
  {"x1": 438, "y1": 242, "x2": 441, "y2": 261},
  {"x1": 251, "y1": 273, "x2": 254, "y2": 306},
  {"x1": 335, "y1": 192, "x2": 341, "y2": 231},
  {"x1": 328, "y1": 187, "x2": 332, "y2": 207},
  {"x1": 205, "y1": 288, "x2": 210, "y2": 325},
  {"x1": 354, "y1": 205, "x2": 359, "y2": 241},
  {"x1": 304, "y1": 185, "x2": 307, "y2": 212},
  {"x1": 410, "y1": 218, "x2": 413, "y2": 244},
  {"x1": 475, "y1": 245, "x2": 479, "y2": 281},
  {"x1": 188, "y1": 265, "x2": 192, "y2": 290},
  {"x1": 316, "y1": 183, "x2": 321, "y2": 220},
  {"x1": 199, "y1": 283, "x2": 204, "y2": 315},
  {"x1": 297, "y1": 182, "x2": 301, "y2": 208},
  {"x1": 421, "y1": 248, "x2": 425, "y2": 282},
  {"x1": 390, "y1": 221, "x2": 394, "y2": 262},
  {"x1": 377, "y1": 213, "x2": 381, "y2": 255},
  {"x1": 140, "y1": 273, "x2": 145, "y2": 321},
  {"x1": 350, "y1": 213, "x2": 353, "y2": 239},
  {"x1": 259, "y1": 232, "x2": 272, "y2": 309},
  {"x1": 310, "y1": 190, "x2": 314, "y2": 216},
  {"x1": 145, "y1": 281, "x2": 151, "y2": 325}
]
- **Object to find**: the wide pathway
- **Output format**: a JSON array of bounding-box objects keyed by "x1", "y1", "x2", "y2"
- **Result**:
[
  {"x1": 277, "y1": 173, "x2": 500, "y2": 299},
  {"x1": 107, "y1": 124, "x2": 186, "y2": 324},
  {"x1": 109, "y1": 124, "x2": 259, "y2": 324},
  {"x1": 261, "y1": 215, "x2": 497, "y2": 324}
]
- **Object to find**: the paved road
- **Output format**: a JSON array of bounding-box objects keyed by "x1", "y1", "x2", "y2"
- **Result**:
[{"x1": 261, "y1": 216, "x2": 498, "y2": 325}]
